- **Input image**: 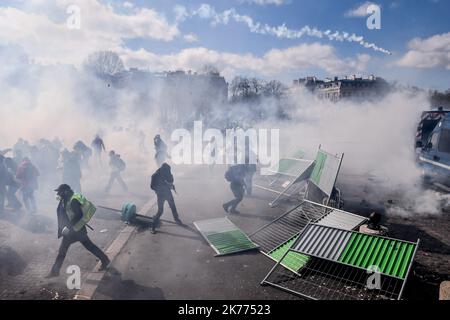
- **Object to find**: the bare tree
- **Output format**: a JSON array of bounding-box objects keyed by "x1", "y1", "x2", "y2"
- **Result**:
[
  {"x1": 84, "y1": 51, "x2": 125, "y2": 78},
  {"x1": 249, "y1": 77, "x2": 264, "y2": 95},
  {"x1": 230, "y1": 76, "x2": 251, "y2": 100},
  {"x1": 263, "y1": 80, "x2": 285, "y2": 97}
]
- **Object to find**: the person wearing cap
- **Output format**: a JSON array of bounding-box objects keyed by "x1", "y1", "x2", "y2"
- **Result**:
[{"x1": 46, "y1": 184, "x2": 110, "y2": 278}]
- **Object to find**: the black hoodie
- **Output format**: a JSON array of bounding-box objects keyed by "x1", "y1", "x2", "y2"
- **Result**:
[{"x1": 150, "y1": 163, "x2": 174, "y2": 194}]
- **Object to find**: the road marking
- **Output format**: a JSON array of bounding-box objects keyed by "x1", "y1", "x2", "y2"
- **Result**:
[{"x1": 73, "y1": 196, "x2": 155, "y2": 300}]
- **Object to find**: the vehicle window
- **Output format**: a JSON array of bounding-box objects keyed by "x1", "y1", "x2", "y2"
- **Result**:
[{"x1": 438, "y1": 129, "x2": 450, "y2": 153}]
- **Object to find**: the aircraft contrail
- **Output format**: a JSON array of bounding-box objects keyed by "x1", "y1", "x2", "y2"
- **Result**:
[{"x1": 177, "y1": 4, "x2": 392, "y2": 55}]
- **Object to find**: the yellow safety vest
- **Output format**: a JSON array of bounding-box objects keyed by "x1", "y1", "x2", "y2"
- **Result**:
[{"x1": 66, "y1": 193, "x2": 96, "y2": 232}]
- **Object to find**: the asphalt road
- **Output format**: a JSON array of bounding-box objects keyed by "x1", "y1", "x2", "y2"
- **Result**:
[
  {"x1": 93, "y1": 165, "x2": 296, "y2": 300},
  {"x1": 1, "y1": 163, "x2": 448, "y2": 300},
  {"x1": 92, "y1": 165, "x2": 450, "y2": 300}
]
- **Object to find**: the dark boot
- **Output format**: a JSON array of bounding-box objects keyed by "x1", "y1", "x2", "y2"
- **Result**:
[
  {"x1": 222, "y1": 204, "x2": 229, "y2": 213},
  {"x1": 99, "y1": 257, "x2": 111, "y2": 271}
]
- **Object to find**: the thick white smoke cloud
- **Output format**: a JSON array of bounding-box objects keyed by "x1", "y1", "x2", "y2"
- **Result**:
[
  {"x1": 0, "y1": 43, "x2": 447, "y2": 216},
  {"x1": 266, "y1": 88, "x2": 450, "y2": 215},
  {"x1": 0, "y1": 47, "x2": 167, "y2": 203}
]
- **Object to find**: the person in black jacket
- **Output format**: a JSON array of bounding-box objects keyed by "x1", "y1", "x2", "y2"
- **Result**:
[
  {"x1": 46, "y1": 184, "x2": 110, "y2": 278},
  {"x1": 223, "y1": 164, "x2": 247, "y2": 214},
  {"x1": 150, "y1": 163, "x2": 182, "y2": 234},
  {"x1": 91, "y1": 135, "x2": 106, "y2": 164}
]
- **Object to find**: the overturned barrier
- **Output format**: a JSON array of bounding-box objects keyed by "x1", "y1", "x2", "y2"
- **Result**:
[
  {"x1": 194, "y1": 217, "x2": 259, "y2": 256},
  {"x1": 254, "y1": 158, "x2": 314, "y2": 207},
  {"x1": 304, "y1": 148, "x2": 344, "y2": 207},
  {"x1": 254, "y1": 147, "x2": 344, "y2": 208},
  {"x1": 261, "y1": 223, "x2": 419, "y2": 300},
  {"x1": 249, "y1": 200, "x2": 366, "y2": 255}
]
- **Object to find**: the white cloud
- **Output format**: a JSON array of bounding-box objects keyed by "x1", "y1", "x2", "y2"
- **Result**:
[
  {"x1": 174, "y1": 4, "x2": 189, "y2": 22},
  {"x1": 123, "y1": 1, "x2": 134, "y2": 9},
  {"x1": 345, "y1": 1, "x2": 375, "y2": 17},
  {"x1": 0, "y1": 1, "x2": 370, "y2": 80},
  {"x1": 396, "y1": 32, "x2": 450, "y2": 69},
  {"x1": 239, "y1": 0, "x2": 286, "y2": 5},
  {"x1": 183, "y1": 33, "x2": 199, "y2": 43},
  {"x1": 0, "y1": 1, "x2": 180, "y2": 65},
  {"x1": 119, "y1": 43, "x2": 370, "y2": 80}
]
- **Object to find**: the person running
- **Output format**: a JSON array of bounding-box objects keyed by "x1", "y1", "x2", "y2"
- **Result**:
[
  {"x1": 105, "y1": 151, "x2": 128, "y2": 193},
  {"x1": 223, "y1": 164, "x2": 247, "y2": 214},
  {"x1": 47, "y1": 184, "x2": 110, "y2": 278},
  {"x1": 150, "y1": 163, "x2": 182, "y2": 234}
]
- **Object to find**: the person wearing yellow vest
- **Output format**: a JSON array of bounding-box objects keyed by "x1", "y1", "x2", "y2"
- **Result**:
[{"x1": 46, "y1": 184, "x2": 110, "y2": 278}]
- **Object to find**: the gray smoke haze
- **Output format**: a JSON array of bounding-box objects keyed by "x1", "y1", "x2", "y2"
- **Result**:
[{"x1": 0, "y1": 45, "x2": 448, "y2": 217}]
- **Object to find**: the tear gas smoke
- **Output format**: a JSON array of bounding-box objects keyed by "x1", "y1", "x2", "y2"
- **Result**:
[
  {"x1": 271, "y1": 88, "x2": 450, "y2": 215},
  {"x1": 0, "y1": 46, "x2": 447, "y2": 217}
]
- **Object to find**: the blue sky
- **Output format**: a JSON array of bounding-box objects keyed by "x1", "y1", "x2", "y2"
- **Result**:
[{"x1": 1, "y1": 0, "x2": 449, "y2": 89}]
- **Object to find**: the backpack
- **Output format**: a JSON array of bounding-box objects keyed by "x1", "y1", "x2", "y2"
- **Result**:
[
  {"x1": 116, "y1": 157, "x2": 126, "y2": 171},
  {"x1": 69, "y1": 193, "x2": 96, "y2": 232},
  {"x1": 150, "y1": 173, "x2": 157, "y2": 191},
  {"x1": 225, "y1": 166, "x2": 242, "y2": 182}
]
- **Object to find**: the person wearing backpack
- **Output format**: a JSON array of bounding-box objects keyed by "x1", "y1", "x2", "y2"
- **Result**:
[
  {"x1": 223, "y1": 164, "x2": 247, "y2": 214},
  {"x1": 105, "y1": 150, "x2": 128, "y2": 193},
  {"x1": 46, "y1": 184, "x2": 110, "y2": 278},
  {"x1": 150, "y1": 163, "x2": 182, "y2": 234}
]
